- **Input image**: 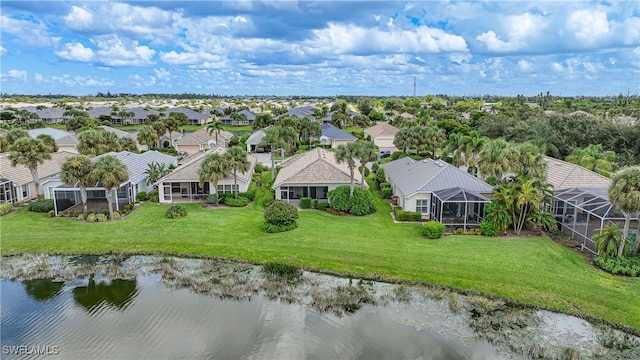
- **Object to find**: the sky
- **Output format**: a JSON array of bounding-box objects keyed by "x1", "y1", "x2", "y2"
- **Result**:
[{"x1": 0, "y1": 1, "x2": 639, "y2": 97}]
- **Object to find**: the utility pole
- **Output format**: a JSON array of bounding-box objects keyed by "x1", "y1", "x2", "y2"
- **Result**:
[{"x1": 413, "y1": 77, "x2": 416, "y2": 97}]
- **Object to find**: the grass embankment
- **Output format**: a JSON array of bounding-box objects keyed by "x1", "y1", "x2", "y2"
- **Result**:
[{"x1": 2, "y1": 189, "x2": 639, "y2": 331}]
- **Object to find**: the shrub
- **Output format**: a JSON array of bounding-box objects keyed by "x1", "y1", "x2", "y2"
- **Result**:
[
  {"x1": 136, "y1": 191, "x2": 148, "y2": 202},
  {"x1": 264, "y1": 221, "x2": 298, "y2": 233},
  {"x1": 393, "y1": 207, "x2": 422, "y2": 221},
  {"x1": 300, "y1": 197, "x2": 312, "y2": 209},
  {"x1": 101, "y1": 210, "x2": 110, "y2": 217},
  {"x1": 379, "y1": 182, "x2": 390, "y2": 189},
  {"x1": 96, "y1": 213, "x2": 108, "y2": 222},
  {"x1": 238, "y1": 190, "x2": 256, "y2": 201},
  {"x1": 165, "y1": 204, "x2": 187, "y2": 219},
  {"x1": 14, "y1": 200, "x2": 26, "y2": 207},
  {"x1": 0, "y1": 202, "x2": 12, "y2": 216},
  {"x1": 594, "y1": 256, "x2": 640, "y2": 277},
  {"x1": 480, "y1": 220, "x2": 499, "y2": 237},
  {"x1": 77, "y1": 214, "x2": 85, "y2": 221},
  {"x1": 453, "y1": 228, "x2": 464, "y2": 235},
  {"x1": 113, "y1": 211, "x2": 121, "y2": 220},
  {"x1": 262, "y1": 198, "x2": 275, "y2": 208},
  {"x1": 47, "y1": 210, "x2": 56, "y2": 218},
  {"x1": 391, "y1": 151, "x2": 407, "y2": 160},
  {"x1": 359, "y1": 166, "x2": 370, "y2": 177},
  {"x1": 375, "y1": 168, "x2": 386, "y2": 184},
  {"x1": 225, "y1": 196, "x2": 249, "y2": 207},
  {"x1": 148, "y1": 189, "x2": 159, "y2": 202},
  {"x1": 316, "y1": 202, "x2": 330, "y2": 210},
  {"x1": 349, "y1": 188, "x2": 376, "y2": 216},
  {"x1": 86, "y1": 213, "x2": 97, "y2": 222},
  {"x1": 381, "y1": 188, "x2": 393, "y2": 199},
  {"x1": 327, "y1": 186, "x2": 352, "y2": 212},
  {"x1": 312, "y1": 199, "x2": 318, "y2": 208},
  {"x1": 422, "y1": 221, "x2": 446, "y2": 239},
  {"x1": 371, "y1": 162, "x2": 379, "y2": 173},
  {"x1": 27, "y1": 199, "x2": 55, "y2": 213},
  {"x1": 217, "y1": 192, "x2": 234, "y2": 204},
  {"x1": 264, "y1": 200, "x2": 298, "y2": 226}
]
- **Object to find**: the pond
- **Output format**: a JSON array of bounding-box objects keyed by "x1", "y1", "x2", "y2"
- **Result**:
[{"x1": 1, "y1": 255, "x2": 638, "y2": 359}]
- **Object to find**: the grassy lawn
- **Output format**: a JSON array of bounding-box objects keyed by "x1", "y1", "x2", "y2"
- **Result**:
[{"x1": 2, "y1": 190, "x2": 639, "y2": 331}]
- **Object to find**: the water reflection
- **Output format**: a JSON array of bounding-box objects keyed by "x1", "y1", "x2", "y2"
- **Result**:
[{"x1": 1, "y1": 255, "x2": 639, "y2": 360}]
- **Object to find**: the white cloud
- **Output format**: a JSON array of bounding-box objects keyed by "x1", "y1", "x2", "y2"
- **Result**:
[
  {"x1": 160, "y1": 51, "x2": 223, "y2": 65},
  {"x1": 0, "y1": 46, "x2": 6, "y2": 56},
  {"x1": 476, "y1": 30, "x2": 523, "y2": 52},
  {"x1": 7, "y1": 69, "x2": 28, "y2": 81},
  {"x1": 64, "y1": 6, "x2": 94, "y2": 31},
  {"x1": 153, "y1": 68, "x2": 171, "y2": 81},
  {"x1": 35, "y1": 73, "x2": 44, "y2": 83},
  {"x1": 551, "y1": 62, "x2": 564, "y2": 72},
  {"x1": 55, "y1": 42, "x2": 95, "y2": 62},
  {"x1": 505, "y1": 13, "x2": 547, "y2": 40},
  {"x1": 518, "y1": 60, "x2": 532, "y2": 71},
  {"x1": 567, "y1": 10, "x2": 609, "y2": 45},
  {"x1": 0, "y1": 15, "x2": 60, "y2": 47},
  {"x1": 91, "y1": 35, "x2": 155, "y2": 66}
]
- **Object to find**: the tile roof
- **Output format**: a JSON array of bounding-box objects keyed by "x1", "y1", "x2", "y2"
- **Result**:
[
  {"x1": 98, "y1": 125, "x2": 136, "y2": 140},
  {"x1": 96, "y1": 150, "x2": 177, "y2": 185},
  {"x1": 381, "y1": 157, "x2": 492, "y2": 196},
  {"x1": 28, "y1": 128, "x2": 73, "y2": 140},
  {"x1": 159, "y1": 147, "x2": 257, "y2": 184},
  {"x1": 281, "y1": 105, "x2": 317, "y2": 118},
  {"x1": 246, "y1": 129, "x2": 267, "y2": 145},
  {"x1": 167, "y1": 107, "x2": 209, "y2": 120},
  {"x1": 273, "y1": 147, "x2": 366, "y2": 187},
  {"x1": 0, "y1": 151, "x2": 75, "y2": 186},
  {"x1": 544, "y1": 156, "x2": 611, "y2": 190},
  {"x1": 174, "y1": 128, "x2": 234, "y2": 146},
  {"x1": 364, "y1": 122, "x2": 399, "y2": 138},
  {"x1": 320, "y1": 123, "x2": 357, "y2": 141}
]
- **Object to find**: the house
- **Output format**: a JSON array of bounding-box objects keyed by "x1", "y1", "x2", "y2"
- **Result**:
[
  {"x1": 246, "y1": 128, "x2": 268, "y2": 153},
  {"x1": 159, "y1": 131, "x2": 183, "y2": 149},
  {"x1": 157, "y1": 147, "x2": 257, "y2": 203},
  {"x1": 545, "y1": 156, "x2": 637, "y2": 254},
  {"x1": 0, "y1": 151, "x2": 75, "y2": 203},
  {"x1": 364, "y1": 122, "x2": 399, "y2": 153},
  {"x1": 280, "y1": 105, "x2": 317, "y2": 119},
  {"x1": 273, "y1": 147, "x2": 367, "y2": 205},
  {"x1": 174, "y1": 128, "x2": 235, "y2": 155},
  {"x1": 319, "y1": 124, "x2": 357, "y2": 149},
  {"x1": 381, "y1": 157, "x2": 493, "y2": 229},
  {"x1": 166, "y1": 107, "x2": 212, "y2": 125},
  {"x1": 220, "y1": 109, "x2": 257, "y2": 126},
  {"x1": 52, "y1": 150, "x2": 177, "y2": 214}
]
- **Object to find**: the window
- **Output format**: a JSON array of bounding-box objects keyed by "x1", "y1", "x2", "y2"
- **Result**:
[
  {"x1": 416, "y1": 199, "x2": 429, "y2": 214},
  {"x1": 217, "y1": 184, "x2": 237, "y2": 193},
  {"x1": 20, "y1": 184, "x2": 28, "y2": 198},
  {"x1": 163, "y1": 184, "x2": 172, "y2": 201}
]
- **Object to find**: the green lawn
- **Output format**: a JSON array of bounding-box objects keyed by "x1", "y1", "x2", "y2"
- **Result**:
[{"x1": 2, "y1": 193, "x2": 639, "y2": 331}]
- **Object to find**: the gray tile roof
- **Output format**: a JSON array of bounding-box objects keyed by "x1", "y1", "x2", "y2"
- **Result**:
[
  {"x1": 281, "y1": 105, "x2": 317, "y2": 118},
  {"x1": 246, "y1": 129, "x2": 267, "y2": 145},
  {"x1": 0, "y1": 151, "x2": 75, "y2": 186},
  {"x1": 175, "y1": 128, "x2": 234, "y2": 146},
  {"x1": 96, "y1": 150, "x2": 177, "y2": 185},
  {"x1": 381, "y1": 157, "x2": 492, "y2": 196},
  {"x1": 320, "y1": 124, "x2": 357, "y2": 141},
  {"x1": 98, "y1": 125, "x2": 136, "y2": 140},
  {"x1": 167, "y1": 107, "x2": 209, "y2": 120},
  {"x1": 159, "y1": 147, "x2": 256, "y2": 184},
  {"x1": 28, "y1": 128, "x2": 73, "y2": 140}
]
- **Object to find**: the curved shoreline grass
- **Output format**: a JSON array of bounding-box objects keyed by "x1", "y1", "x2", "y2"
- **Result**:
[{"x1": 2, "y1": 198, "x2": 639, "y2": 332}]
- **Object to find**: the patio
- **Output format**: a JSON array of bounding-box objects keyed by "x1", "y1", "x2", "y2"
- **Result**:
[{"x1": 431, "y1": 187, "x2": 489, "y2": 231}]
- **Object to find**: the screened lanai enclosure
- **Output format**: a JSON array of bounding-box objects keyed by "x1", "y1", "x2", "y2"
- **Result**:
[
  {"x1": 53, "y1": 183, "x2": 133, "y2": 214},
  {"x1": 431, "y1": 187, "x2": 490, "y2": 231},
  {"x1": 552, "y1": 187, "x2": 639, "y2": 254},
  {"x1": 0, "y1": 179, "x2": 15, "y2": 204}
]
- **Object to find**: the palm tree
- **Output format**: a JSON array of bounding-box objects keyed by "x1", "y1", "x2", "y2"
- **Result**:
[
  {"x1": 90, "y1": 155, "x2": 129, "y2": 220},
  {"x1": 478, "y1": 139, "x2": 517, "y2": 182},
  {"x1": 198, "y1": 153, "x2": 229, "y2": 205},
  {"x1": 8, "y1": 137, "x2": 53, "y2": 198},
  {"x1": 355, "y1": 141, "x2": 378, "y2": 188},
  {"x1": 60, "y1": 155, "x2": 94, "y2": 214},
  {"x1": 565, "y1": 144, "x2": 618, "y2": 178},
  {"x1": 608, "y1": 167, "x2": 640, "y2": 257},
  {"x1": 423, "y1": 122, "x2": 446, "y2": 159},
  {"x1": 144, "y1": 162, "x2": 171, "y2": 187},
  {"x1": 483, "y1": 201, "x2": 512, "y2": 234},
  {"x1": 151, "y1": 121, "x2": 167, "y2": 147},
  {"x1": 299, "y1": 117, "x2": 321, "y2": 146},
  {"x1": 224, "y1": 147, "x2": 250, "y2": 199},
  {"x1": 513, "y1": 177, "x2": 543, "y2": 235},
  {"x1": 443, "y1": 132, "x2": 465, "y2": 167},
  {"x1": 258, "y1": 126, "x2": 288, "y2": 181},
  {"x1": 462, "y1": 130, "x2": 486, "y2": 176},
  {"x1": 207, "y1": 121, "x2": 224, "y2": 147},
  {"x1": 393, "y1": 128, "x2": 412, "y2": 154},
  {"x1": 36, "y1": 134, "x2": 58, "y2": 153},
  {"x1": 119, "y1": 137, "x2": 139, "y2": 153},
  {"x1": 137, "y1": 125, "x2": 158, "y2": 149},
  {"x1": 594, "y1": 225, "x2": 624, "y2": 257},
  {"x1": 516, "y1": 143, "x2": 546, "y2": 179},
  {"x1": 335, "y1": 141, "x2": 360, "y2": 196}
]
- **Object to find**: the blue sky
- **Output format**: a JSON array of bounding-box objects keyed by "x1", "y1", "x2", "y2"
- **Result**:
[{"x1": 1, "y1": 1, "x2": 638, "y2": 96}]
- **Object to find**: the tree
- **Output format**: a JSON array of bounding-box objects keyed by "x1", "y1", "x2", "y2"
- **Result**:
[
  {"x1": 565, "y1": 144, "x2": 619, "y2": 178},
  {"x1": 90, "y1": 155, "x2": 129, "y2": 220},
  {"x1": 198, "y1": 153, "x2": 229, "y2": 205},
  {"x1": 594, "y1": 225, "x2": 624, "y2": 257},
  {"x1": 36, "y1": 134, "x2": 58, "y2": 153},
  {"x1": 5, "y1": 129, "x2": 29, "y2": 145},
  {"x1": 77, "y1": 129, "x2": 122, "y2": 156},
  {"x1": 335, "y1": 141, "x2": 360, "y2": 196},
  {"x1": 443, "y1": 132, "x2": 465, "y2": 167},
  {"x1": 151, "y1": 121, "x2": 167, "y2": 147},
  {"x1": 394, "y1": 128, "x2": 412, "y2": 154},
  {"x1": 515, "y1": 143, "x2": 546, "y2": 180},
  {"x1": 207, "y1": 121, "x2": 224, "y2": 146},
  {"x1": 60, "y1": 155, "x2": 94, "y2": 214},
  {"x1": 119, "y1": 137, "x2": 139, "y2": 153},
  {"x1": 355, "y1": 141, "x2": 377, "y2": 188},
  {"x1": 253, "y1": 113, "x2": 274, "y2": 129},
  {"x1": 478, "y1": 139, "x2": 517, "y2": 182},
  {"x1": 608, "y1": 167, "x2": 640, "y2": 257},
  {"x1": 164, "y1": 112, "x2": 189, "y2": 144},
  {"x1": 462, "y1": 130, "x2": 486, "y2": 176},
  {"x1": 299, "y1": 117, "x2": 321, "y2": 146},
  {"x1": 66, "y1": 116, "x2": 89, "y2": 132},
  {"x1": 8, "y1": 137, "x2": 53, "y2": 198},
  {"x1": 136, "y1": 125, "x2": 159, "y2": 149},
  {"x1": 423, "y1": 122, "x2": 446, "y2": 159},
  {"x1": 144, "y1": 161, "x2": 172, "y2": 187},
  {"x1": 258, "y1": 126, "x2": 287, "y2": 181},
  {"x1": 224, "y1": 147, "x2": 250, "y2": 199}
]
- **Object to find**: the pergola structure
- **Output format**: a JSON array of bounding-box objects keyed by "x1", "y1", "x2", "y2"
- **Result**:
[
  {"x1": 552, "y1": 187, "x2": 638, "y2": 254},
  {"x1": 431, "y1": 187, "x2": 490, "y2": 231}
]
